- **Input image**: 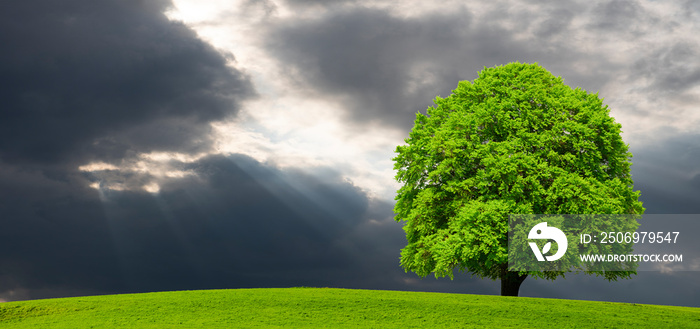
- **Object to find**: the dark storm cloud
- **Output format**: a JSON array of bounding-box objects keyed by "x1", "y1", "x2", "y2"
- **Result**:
[
  {"x1": 264, "y1": 5, "x2": 616, "y2": 130},
  {"x1": 0, "y1": 0, "x2": 253, "y2": 165},
  {"x1": 0, "y1": 153, "x2": 496, "y2": 301},
  {"x1": 0, "y1": 154, "x2": 364, "y2": 299},
  {"x1": 0, "y1": 164, "x2": 122, "y2": 300},
  {"x1": 631, "y1": 133, "x2": 700, "y2": 214}
]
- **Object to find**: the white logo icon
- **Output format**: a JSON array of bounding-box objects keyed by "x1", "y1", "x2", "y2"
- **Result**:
[{"x1": 528, "y1": 222, "x2": 568, "y2": 261}]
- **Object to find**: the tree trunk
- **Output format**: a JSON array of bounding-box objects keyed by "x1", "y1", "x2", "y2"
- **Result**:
[{"x1": 500, "y1": 269, "x2": 527, "y2": 296}]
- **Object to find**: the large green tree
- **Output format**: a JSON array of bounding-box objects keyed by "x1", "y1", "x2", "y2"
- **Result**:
[{"x1": 393, "y1": 62, "x2": 644, "y2": 296}]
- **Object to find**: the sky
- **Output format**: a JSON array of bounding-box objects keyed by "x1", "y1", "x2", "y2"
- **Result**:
[{"x1": 1, "y1": 0, "x2": 699, "y2": 307}]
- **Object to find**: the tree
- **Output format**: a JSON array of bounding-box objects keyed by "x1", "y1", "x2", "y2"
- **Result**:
[{"x1": 393, "y1": 62, "x2": 644, "y2": 296}]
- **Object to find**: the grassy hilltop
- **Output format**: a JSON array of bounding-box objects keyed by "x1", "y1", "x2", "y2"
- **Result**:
[{"x1": 1, "y1": 288, "x2": 698, "y2": 328}]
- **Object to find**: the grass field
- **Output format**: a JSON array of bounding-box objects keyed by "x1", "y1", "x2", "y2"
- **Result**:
[{"x1": 0, "y1": 287, "x2": 698, "y2": 328}]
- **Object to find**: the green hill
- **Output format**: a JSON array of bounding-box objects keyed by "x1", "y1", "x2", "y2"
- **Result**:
[{"x1": 0, "y1": 287, "x2": 697, "y2": 328}]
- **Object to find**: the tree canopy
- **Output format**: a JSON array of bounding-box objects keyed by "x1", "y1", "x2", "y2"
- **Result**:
[{"x1": 393, "y1": 62, "x2": 644, "y2": 296}]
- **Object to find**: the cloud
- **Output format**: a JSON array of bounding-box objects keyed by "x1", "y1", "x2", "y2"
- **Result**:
[
  {"x1": 629, "y1": 42, "x2": 700, "y2": 96},
  {"x1": 532, "y1": 8, "x2": 575, "y2": 38},
  {"x1": 0, "y1": 153, "x2": 495, "y2": 301},
  {"x1": 0, "y1": 0, "x2": 254, "y2": 165},
  {"x1": 589, "y1": 0, "x2": 646, "y2": 32},
  {"x1": 263, "y1": 7, "x2": 483, "y2": 129},
  {"x1": 284, "y1": 0, "x2": 356, "y2": 7},
  {"x1": 262, "y1": 3, "x2": 621, "y2": 130},
  {"x1": 258, "y1": 0, "x2": 700, "y2": 141},
  {"x1": 631, "y1": 132, "x2": 700, "y2": 214}
]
